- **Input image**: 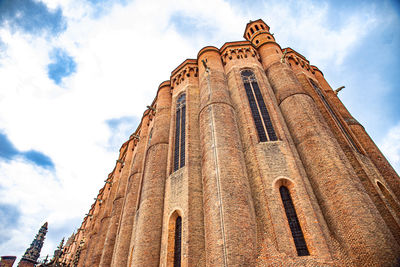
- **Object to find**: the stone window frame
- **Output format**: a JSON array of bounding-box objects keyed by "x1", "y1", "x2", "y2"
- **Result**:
[
  {"x1": 274, "y1": 178, "x2": 311, "y2": 257},
  {"x1": 173, "y1": 93, "x2": 186, "y2": 172},
  {"x1": 240, "y1": 69, "x2": 277, "y2": 142},
  {"x1": 167, "y1": 210, "x2": 184, "y2": 267}
]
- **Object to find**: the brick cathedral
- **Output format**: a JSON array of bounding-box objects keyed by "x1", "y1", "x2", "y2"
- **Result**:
[{"x1": 40, "y1": 19, "x2": 400, "y2": 266}]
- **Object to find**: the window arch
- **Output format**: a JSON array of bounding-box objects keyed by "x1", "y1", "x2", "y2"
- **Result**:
[
  {"x1": 167, "y1": 211, "x2": 182, "y2": 267},
  {"x1": 241, "y1": 70, "x2": 277, "y2": 142},
  {"x1": 174, "y1": 94, "x2": 186, "y2": 171},
  {"x1": 174, "y1": 216, "x2": 182, "y2": 267},
  {"x1": 309, "y1": 79, "x2": 360, "y2": 153},
  {"x1": 279, "y1": 186, "x2": 309, "y2": 256}
]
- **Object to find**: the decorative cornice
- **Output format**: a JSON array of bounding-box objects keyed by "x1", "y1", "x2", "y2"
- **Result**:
[
  {"x1": 286, "y1": 54, "x2": 314, "y2": 73},
  {"x1": 221, "y1": 44, "x2": 260, "y2": 65},
  {"x1": 283, "y1": 47, "x2": 315, "y2": 74},
  {"x1": 284, "y1": 47, "x2": 308, "y2": 61},
  {"x1": 171, "y1": 59, "x2": 198, "y2": 89},
  {"x1": 219, "y1": 41, "x2": 250, "y2": 53},
  {"x1": 311, "y1": 65, "x2": 323, "y2": 76}
]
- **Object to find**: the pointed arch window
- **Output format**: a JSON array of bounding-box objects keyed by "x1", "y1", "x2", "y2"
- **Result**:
[
  {"x1": 174, "y1": 94, "x2": 186, "y2": 171},
  {"x1": 174, "y1": 216, "x2": 182, "y2": 267},
  {"x1": 279, "y1": 186, "x2": 309, "y2": 256},
  {"x1": 309, "y1": 79, "x2": 360, "y2": 153},
  {"x1": 241, "y1": 70, "x2": 277, "y2": 142}
]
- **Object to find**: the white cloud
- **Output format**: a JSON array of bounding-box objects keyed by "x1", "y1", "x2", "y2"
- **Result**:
[
  {"x1": 380, "y1": 122, "x2": 400, "y2": 173},
  {"x1": 0, "y1": 0, "x2": 398, "y2": 261}
]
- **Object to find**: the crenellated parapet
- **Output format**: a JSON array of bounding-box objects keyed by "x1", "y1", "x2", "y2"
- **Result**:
[
  {"x1": 220, "y1": 41, "x2": 260, "y2": 65},
  {"x1": 171, "y1": 59, "x2": 198, "y2": 89},
  {"x1": 284, "y1": 48, "x2": 315, "y2": 74}
]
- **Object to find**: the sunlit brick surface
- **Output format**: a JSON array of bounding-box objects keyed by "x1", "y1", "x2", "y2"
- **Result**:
[{"x1": 57, "y1": 19, "x2": 400, "y2": 267}]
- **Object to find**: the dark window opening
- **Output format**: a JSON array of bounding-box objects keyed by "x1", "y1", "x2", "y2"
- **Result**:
[
  {"x1": 174, "y1": 94, "x2": 186, "y2": 171},
  {"x1": 255, "y1": 25, "x2": 259, "y2": 31},
  {"x1": 250, "y1": 28, "x2": 254, "y2": 34},
  {"x1": 174, "y1": 216, "x2": 182, "y2": 267},
  {"x1": 279, "y1": 186, "x2": 309, "y2": 256},
  {"x1": 241, "y1": 70, "x2": 277, "y2": 142}
]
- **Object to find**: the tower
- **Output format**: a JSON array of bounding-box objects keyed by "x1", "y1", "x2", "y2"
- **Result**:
[
  {"x1": 18, "y1": 222, "x2": 48, "y2": 267},
  {"x1": 58, "y1": 19, "x2": 400, "y2": 266}
]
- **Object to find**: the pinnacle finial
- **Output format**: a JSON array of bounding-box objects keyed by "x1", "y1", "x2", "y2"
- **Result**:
[{"x1": 19, "y1": 222, "x2": 48, "y2": 264}]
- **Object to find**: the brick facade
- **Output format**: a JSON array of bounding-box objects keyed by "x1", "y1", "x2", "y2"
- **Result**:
[
  {"x1": 0, "y1": 256, "x2": 17, "y2": 267},
  {"x1": 58, "y1": 19, "x2": 400, "y2": 267}
]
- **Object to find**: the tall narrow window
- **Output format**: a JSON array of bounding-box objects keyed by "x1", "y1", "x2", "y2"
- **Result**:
[
  {"x1": 241, "y1": 70, "x2": 277, "y2": 142},
  {"x1": 309, "y1": 79, "x2": 360, "y2": 153},
  {"x1": 174, "y1": 216, "x2": 182, "y2": 267},
  {"x1": 174, "y1": 94, "x2": 186, "y2": 171},
  {"x1": 279, "y1": 186, "x2": 309, "y2": 256}
]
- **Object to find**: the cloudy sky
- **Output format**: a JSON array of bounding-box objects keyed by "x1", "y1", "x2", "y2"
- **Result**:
[{"x1": 0, "y1": 0, "x2": 399, "y2": 261}]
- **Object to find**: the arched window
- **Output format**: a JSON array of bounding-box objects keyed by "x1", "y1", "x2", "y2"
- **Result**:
[
  {"x1": 255, "y1": 25, "x2": 259, "y2": 31},
  {"x1": 309, "y1": 79, "x2": 360, "y2": 153},
  {"x1": 279, "y1": 186, "x2": 309, "y2": 256},
  {"x1": 174, "y1": 216, "x2": 182, "y2": 267},
  {"x1": 174, "y1": 94, "x2": 186, "y2": 171},
  {"x1": 167, "y1": 212, "x2": 182, "y2": 267},
  {"x1": 241, "y1": 70, "x2": 277, "y2": 142}
]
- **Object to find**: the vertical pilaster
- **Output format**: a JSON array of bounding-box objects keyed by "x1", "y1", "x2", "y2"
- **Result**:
[
  {"x1": 80, "y1": 208, "x2": 98, "y2": 267},
  {"x1": 304, "y1": 68, "x2": 400, "y2": 244},
  {"x1": 99, "y1": 140, "x2": 135, "y2": 267},
  {"x1": 83, "y1": 183, "x2": 110, "y2": 266},
  {"x1": 89, "y1": 162, "x2": 122, "y2": 266},
  {"x1": 197, "y1": 47, "x2": 257, "y2": 266},
  {"x1": 111, "y1": 114, "x2": 150, "y2": 267},
  {"x1": 252, "y1": 22, "x2": 400, "y2": 266},
  {"x1": 131, "y1": 81, "x2": 171, "y2": 267},
  {"x1": 313, "y1": 67, "x2": 400, "y2": 199}
]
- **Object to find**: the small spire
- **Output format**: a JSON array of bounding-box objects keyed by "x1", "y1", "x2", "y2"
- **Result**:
[
  {"x1": 19, "y1": 222, "x2": 48, "y2": 264},
  {"x1": 58, "y1": 237, "x2": 65, "y2": 249}
]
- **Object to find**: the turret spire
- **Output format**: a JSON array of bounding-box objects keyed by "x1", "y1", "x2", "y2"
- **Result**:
[{"x1": 19, "y1": 222, "x2": 48, "y2": 265}]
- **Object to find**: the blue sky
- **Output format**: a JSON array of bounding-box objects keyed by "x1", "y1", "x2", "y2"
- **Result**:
[
  {"x1": 0, "y1": 132, "x2": 54, "y2": 169},
  {"x1": 0, "y1": 0, "x2": 399, "y2": 261}
]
